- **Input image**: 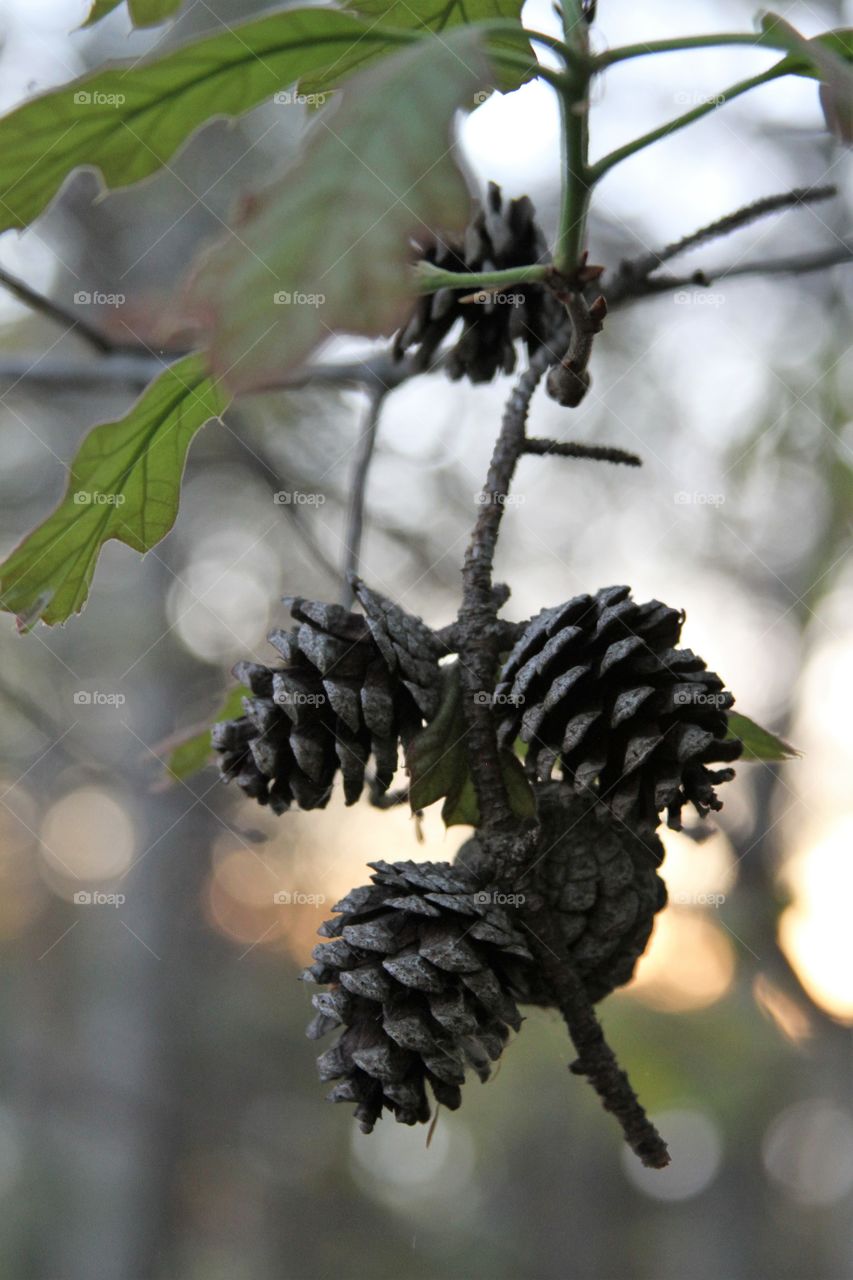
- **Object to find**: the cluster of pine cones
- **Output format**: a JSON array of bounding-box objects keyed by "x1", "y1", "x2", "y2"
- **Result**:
[{"x1": 215, "y1": 583, "x2": 742, "y2": 1133}]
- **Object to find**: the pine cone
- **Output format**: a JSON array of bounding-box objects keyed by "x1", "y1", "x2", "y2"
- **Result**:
[
  {"x1": 494, "y1": 586, "x2": 742, "y2": 830},
  {"x1": 213, "y1": 589, "x2": 442, "y2": 814},
  {"x1": 394, "y1": 182, "x2": 561, "y2": 383},
  {"x1": 303, "y1": 859, "x2": 532, "y2": 1132},
  {"x1": 456, "y1": 785, "x2": 667, "y2": 1003}
]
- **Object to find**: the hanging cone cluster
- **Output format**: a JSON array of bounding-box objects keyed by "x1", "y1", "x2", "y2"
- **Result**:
[
  {"x1": 212, "y1": 582, "x2": 442, "y2": 814},
  {"x1": 394, "y1": 182, "x2": 562, "y2": 383},
  {"x1": 494, "y1": 586, "x2": 742, "y2": 830},
  {"x1": 303, "y1": 859, "x2": 532, "y2": 1132},
  {"x1": 456, "y1": 784, "x2": 667, "y2": 1003}
]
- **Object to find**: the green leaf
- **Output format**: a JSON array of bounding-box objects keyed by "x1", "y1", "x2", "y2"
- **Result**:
[
  {"x1": 303, "y1": 0, "x2": 534, "y2": 97},
  {"x1": 762, "y1": 17, "x2": 853, "y2": 139},
  {"x1": 187, "y1": 27, "x2": 490, "y2": 393},
  {"x1": 83, "y1": 0, "x2": 182, "y2": 27},
  {"x1": 0, "y1": 8, "x2": 426, "y2": 232},
  {"x1": 727, "y1": 711, "x2": 801, "y2": 763},
  {"x1": 406, "y1": 663, "x2": 535, "y2": 827},
  {"x1": 0, "y1": 354, "x2": 229, "y2": 627},
  {"x1": 166, "y1": 685, "x2": 248, "y2": 781}
]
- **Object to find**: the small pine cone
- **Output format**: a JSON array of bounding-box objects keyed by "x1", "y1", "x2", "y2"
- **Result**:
[
  {"x1": 303, "y1": 859, "x2": 532, "y2": 1132},
  {"x1": 213, "y1": 592, "x2": 442, "y2": 814},
  {"x1": 494, "y1": 586, "x2": 742, "y2": 830},
  {"x1": 394, "y1": 182, "x2": 562, "y2": 383},
  {"x1": 456, "y1": 785, "x2": 667, "y2": 1004}
]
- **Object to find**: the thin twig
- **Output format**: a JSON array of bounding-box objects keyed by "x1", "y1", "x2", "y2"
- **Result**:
[
  {"x1": 524, "y1": 437, "x2": 641, "y2": 466},
  {"x1": 342, "y1": 387, "x2": 387, "y2": 609},
  {"x1": 0, "y1": 265, "x2": 144, "y2": 356},
  {"x1": 523, "y1": 905, "x2": 670, "y2": 1168},
  {"x1": 619, "y1": 185, "x2": 837, "y2": 283}
]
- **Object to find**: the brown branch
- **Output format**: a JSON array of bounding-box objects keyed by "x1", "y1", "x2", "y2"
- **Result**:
[
  {"x1": 612, "y1": 185, "x2": 837, "y2": 287},
  {"x1": 342, "y1": 386, "x2": 387, "y2": 609},
  {"x1": 523, "y1": 904, "x2": 670, "y2": 1168},
  {"x1": 524, "y1": 437, "x2": 641, "y2": 466}
]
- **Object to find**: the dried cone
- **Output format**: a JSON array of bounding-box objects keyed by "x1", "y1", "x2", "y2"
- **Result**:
[
  {"x1": 494, "y1": 586, "x2": 742, "y2": 830},
  {"x1": 213, "y1": 586, "x2": 442, "y2": 814},
  {"x1": 456, "y1": 784, "x2": 667, "y2": 1003},
  {"x1": 303, "y1": 859, "x2": 532, "y2": 1132},
  {"x1": 394, "y1": 181, "x2": 561, "y2": 383}
]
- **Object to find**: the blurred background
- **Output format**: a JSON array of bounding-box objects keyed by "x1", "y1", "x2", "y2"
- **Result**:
[{"x1": 0, "y1": 0, "x2": 851, "y2": 1276}]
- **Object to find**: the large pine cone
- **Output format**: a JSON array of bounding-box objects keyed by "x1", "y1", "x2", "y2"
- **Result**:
[
  {"x1": 394, "y1": 182, "x2": 561, "y2": 383},
  {"x1": 456, "y1": 785, "x2": 667, "y2": 1003},
  {"x1": 303, "y1": 859, "x2": 533, "y2": 1133},
  {"x1": 494, "y1": 586, "x2": 742, "y2": 830},
  {"x1": 212, "y1": 584, "x2": 442, "y2": 814}
]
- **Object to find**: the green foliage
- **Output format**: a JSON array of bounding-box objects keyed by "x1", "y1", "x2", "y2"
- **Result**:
[
  {"x1": 187, "y1": 27, "x2": 491, "y2": 393},
  {"x1": 0, "y1": 355, "x2": 229, "y2": 628},
  {"x1": 166, "y1": 686, "x2": 248, "y2": 780},
  {"x1": 406, "y1": 665, "x2": 534, "y2": 826},
  {"x1": 727, "y1": 711, "x2": 800, "y2": 763},
  {"x1": 0, "y1": 9, "x2": 425, "y2": 232},
  {"x1": 83, "y1": 0, "x2": 182, "y2": 26},
  {"x1": 302, "y1": 0, "x2": 533, "y2": 97}
]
